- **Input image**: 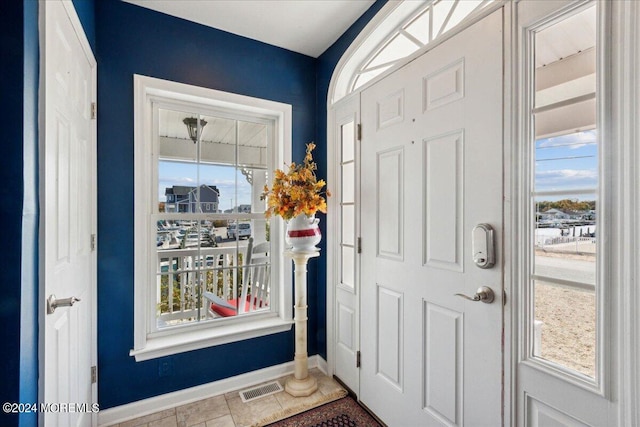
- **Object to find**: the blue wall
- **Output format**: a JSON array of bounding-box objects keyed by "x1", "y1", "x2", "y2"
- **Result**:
[
  {"x1": 1, "y1": 1, "x2": 26, "y2": 425},
  {"x1": 72, "y1": 0, "x2": 96, "y2": 52},
  {"x1": 94, "y1": 0, "x2": 317, "y2": 409},
  {"x1": 2, "y1": 0, "x2": 383, "y2": 417}
]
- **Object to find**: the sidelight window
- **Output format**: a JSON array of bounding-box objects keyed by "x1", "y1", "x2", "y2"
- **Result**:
[
  {"x1": 340, "y1": 120, "x2": 357, "y2": 289},
  {"x1": 528, "y1": 4, "x2": 599, "y2": 380}
]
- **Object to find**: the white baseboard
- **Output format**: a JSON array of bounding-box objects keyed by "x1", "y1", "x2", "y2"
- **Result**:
[
  {"x1": 315, "y1": 354, "x2": 328, "y2": 374},
  {"x1": 98, "y1": 355, "x2": 327, "y2": 426}
]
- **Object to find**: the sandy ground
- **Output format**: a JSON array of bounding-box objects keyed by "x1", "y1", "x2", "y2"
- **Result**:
[{"x1": 534, "y1": 250, "x2": 596, "y2": 378}]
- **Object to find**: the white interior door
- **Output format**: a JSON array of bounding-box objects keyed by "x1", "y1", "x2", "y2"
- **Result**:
[
  {"x1": 360, "y1": 9, "x2": 504, "y2": 426},
  {"x1": 40, "y1": 1, "x2": 97, "y2": 425}
]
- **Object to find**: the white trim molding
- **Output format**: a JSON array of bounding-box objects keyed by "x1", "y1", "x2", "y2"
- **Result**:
[{"x1": 611, "y1": 0, "x2": 640, "y2": 424}]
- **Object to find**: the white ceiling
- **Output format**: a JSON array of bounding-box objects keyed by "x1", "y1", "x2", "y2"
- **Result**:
[{"x1": 122, "y1": 0, "x2": 375, "y2": 58}]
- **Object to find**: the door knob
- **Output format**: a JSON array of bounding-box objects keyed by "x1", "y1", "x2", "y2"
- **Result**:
[
  {"x1": 454, "y1": 286, "x2": 495, "y2": 304},
  {"x1": 47, "y1": 294, "x2": 81, "y2": 314}
]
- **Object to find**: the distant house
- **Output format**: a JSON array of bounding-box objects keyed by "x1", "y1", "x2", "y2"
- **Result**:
[
  {"x1": 540, "y1": 208, "x2": 570, "y2": 221},
  {"x1": 223, "y1": 204, "x2": 252, "y2": 214},
  {"x1": 539, "y1": 208, "x2": 595, "y2": 222},
  {"x1": 165, "y1": 185, "x2": 220, "y2": 213},
  {"x1": 165, "y1": 186, "x2": 192, "y2": 213}
]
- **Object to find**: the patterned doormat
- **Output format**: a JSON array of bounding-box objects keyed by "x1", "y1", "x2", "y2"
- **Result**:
[{"x1": 264, "y1": 397, "x2": 383, "y2": 427}]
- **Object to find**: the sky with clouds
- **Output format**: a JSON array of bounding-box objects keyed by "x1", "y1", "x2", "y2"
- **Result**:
[
  {"x1": 159, "y1": 129, "x2": 597, "y2": 209},
  {"x1": 159, "y1": 161, "x2": 253, "y2": 210},
  {"x1": 535, "y1": 129, "x2": 597, "y2": 197}
]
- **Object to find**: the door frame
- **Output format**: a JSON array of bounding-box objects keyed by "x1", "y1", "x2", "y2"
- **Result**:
[
  {"x1": 328, "y1": 0, "x2": 640, "y2": 424},
  {"x1": 38, "y1": 0, "x2": 98, "y2": 423}
]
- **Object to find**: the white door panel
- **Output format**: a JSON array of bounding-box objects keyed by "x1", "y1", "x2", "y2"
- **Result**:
[
  {"x1": 332, "y1": 95, "x2": 361, "y2": 393},
  {"x1": 41, "y1": 1, "x2": 97, "y2": 425},
  {"x1": 361, "y1": 9, "x2": 503, "y2": 426}
]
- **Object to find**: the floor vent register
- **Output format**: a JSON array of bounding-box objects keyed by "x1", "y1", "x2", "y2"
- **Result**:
[{"x1": 239, "y1": 380, "x2": 284, "y2": 403}]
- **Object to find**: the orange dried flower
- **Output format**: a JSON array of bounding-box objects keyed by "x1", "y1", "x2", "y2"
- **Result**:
[{"x1": 261, "y1": 142, "x2": 330, "y2": 220}]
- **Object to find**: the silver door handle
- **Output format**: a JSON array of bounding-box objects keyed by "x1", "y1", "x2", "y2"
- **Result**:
[
  {"x1": 47, "y1": 294, "x2": 81, "y2": 314},
  {"x1": 454, "y1": 286, "x2": 495, "y2": 304}
]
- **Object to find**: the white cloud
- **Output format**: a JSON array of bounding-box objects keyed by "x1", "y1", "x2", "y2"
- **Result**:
[
  {"x1": 204, "y1": 178, "x2": 235, "y2": 186},
  {"x1": 535, "y1": 168, "x2": 597, "y2": 190},
  {"x1": 537, "y1": 130, "x2": 597, "y2": 150},
  {"x1": 159, "y1": 177, "x2": 196, "y2": 185}
]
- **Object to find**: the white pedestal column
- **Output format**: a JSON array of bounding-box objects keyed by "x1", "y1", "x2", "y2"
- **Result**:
[{"x1": 284, "y1": 250, "x2": 320, "y2": 397}]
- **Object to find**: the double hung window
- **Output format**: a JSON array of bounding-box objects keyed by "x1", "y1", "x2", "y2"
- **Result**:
[{"x1": 132, "y1": 76, "x2": 292, "y2": 360}]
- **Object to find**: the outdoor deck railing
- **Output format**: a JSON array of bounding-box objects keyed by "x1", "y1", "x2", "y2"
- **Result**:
[
  {"x1": 535, "y1": 235, "x2": 596, "y2": 254},
  {"x1": 156, "y1": 246, "x2": 246, "y2": 327}
]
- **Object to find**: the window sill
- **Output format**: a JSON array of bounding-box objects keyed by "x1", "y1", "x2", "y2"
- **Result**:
[{"x1": 130, "y1": 317, "x2": 293, "y2": 362}]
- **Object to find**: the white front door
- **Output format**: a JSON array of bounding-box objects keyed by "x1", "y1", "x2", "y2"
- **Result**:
[
  {"x1": 360, "y1": 9, "x2": 503, "y2": 426},
  {"x1": 40, "y1": 1, "x2": 97, "y2": 425}
]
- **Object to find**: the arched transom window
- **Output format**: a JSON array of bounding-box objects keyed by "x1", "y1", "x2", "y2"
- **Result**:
[{"x1": 332, "y1": 0, "x2": 496, "y2": 103}]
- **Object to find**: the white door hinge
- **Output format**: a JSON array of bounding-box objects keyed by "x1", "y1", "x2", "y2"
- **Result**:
[
  {"x1": 357, "y1": 237, "x2": 362, "y2": 254},
  {"x1": 357, "y1": 123, "x2": 362, "y2": 141},
  {"x1": 91, "y1": 234, "x2": 96, "y2": 251},
  {"x1": 91, "y1": 366, "x2": 97, "y2": 384},
  {"x1": 91, "y1": 102, "x2": 97, "y2": 120},
  {"x1": 356, "y1": 350, "x2": 361, "y2": 368}
]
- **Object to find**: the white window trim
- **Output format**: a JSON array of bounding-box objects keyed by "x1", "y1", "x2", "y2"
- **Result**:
[
  {"x1": 131, "y1": 75, "x2": 293, "y2": 361},
  {"x1": 516, "y1": 1, "x2": 605, "y2": 395}
]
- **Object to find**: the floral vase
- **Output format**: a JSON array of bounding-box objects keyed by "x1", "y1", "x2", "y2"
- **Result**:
[{"x1": 286, "y1": 214, "x2": 321, "y2": 252}]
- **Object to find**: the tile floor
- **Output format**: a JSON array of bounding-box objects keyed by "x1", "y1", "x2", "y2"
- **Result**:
[{"x1": 113, "y1": 369, "x2": 346, "y2": 427}]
